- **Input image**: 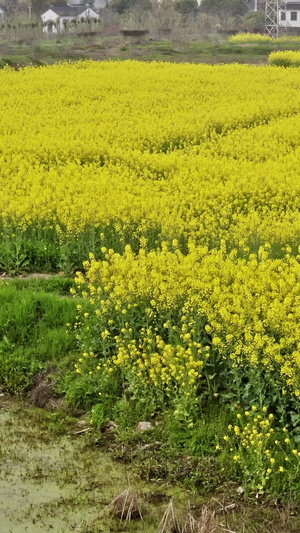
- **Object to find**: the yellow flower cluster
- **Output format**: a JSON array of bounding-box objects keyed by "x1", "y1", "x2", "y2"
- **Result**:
[
  {"x1": 229, "y1": 33, "x2": 274, "y2": 43},
  {"x1": 224, "y1": 409, "x2": 275, "y2": 452},
  {"x1": 1, "y1": 61, "x2": 300, "y2": 250},
  {"x1": 112, "y1": 326, "x2": 203, "y2": 392},
  {"x1": 269, "y1": 50, "x2": 300, "y2": 67},
  {"x1": 230, "y1": 33, "x2": 300, "y2": 43},
  {"x1": 218, "y1": 408, "x2": 300, "y2": 491},
  {"x1": 0, "y1": 61, "x2": 300, "y2": 416},
  {"x1": 75, "y1": 243, "x2": 300, "y2": 398}
]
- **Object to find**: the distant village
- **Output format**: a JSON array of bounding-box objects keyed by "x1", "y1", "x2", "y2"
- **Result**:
[{"x1": 0, "y1": 1, "x2": 299, "y2": 36}]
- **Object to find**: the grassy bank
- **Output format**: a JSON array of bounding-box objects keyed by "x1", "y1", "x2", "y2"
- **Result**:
[
  {"x1": 0, "y1": 278, "x2": 233, "y2": 494},
  {"x1": 0, "y1": 277, "x2": 300, "y2": 505},
  {"x1": 0, "y1": 278, "x2": 78, "y2": 394},
  {"x1": 0, "y1": 278, "x2": 300, "y2": 533},
  {"x1": 1, "y1": 34, "x2": 299, "y2": 68},
  {"x1": 2, "y1": 398, "x2": 300, "y2": 533},
  {"x1": 0, "y1": 398, "x2": 178, "y2": 533}
]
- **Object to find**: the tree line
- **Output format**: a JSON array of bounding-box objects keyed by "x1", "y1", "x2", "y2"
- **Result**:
[{"x1": 2, "y1": 0, "x2": 260, "y2": 18}]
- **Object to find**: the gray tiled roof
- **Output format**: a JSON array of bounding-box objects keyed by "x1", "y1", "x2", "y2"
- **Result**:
[{"x1": 286, "y1": 2, "x2": 300, "y2": 9}]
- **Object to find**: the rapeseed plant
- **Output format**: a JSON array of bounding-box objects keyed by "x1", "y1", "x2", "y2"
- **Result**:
[
  {"x1": 0, "y1": 61, "x2": 300, "y2": 493},
  {"x1": 269, "y1": 50, "x2": 300, "y2": 67}
]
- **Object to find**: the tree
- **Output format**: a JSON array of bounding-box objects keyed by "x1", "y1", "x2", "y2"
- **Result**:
[
  {"x1": 243, "y1": 10, "x2": 264, "y2": 31},
  {"x1": 51, "y1": 0, "x2": 68, "y2": 5},
  {"x1": 4, "y1": 0, "x2": 18, "y2": 17},
  {"x1": 174, "y1": 0, "x2": 198, "y2": 16},
  {"x1": 110, "y1": 0, "x2": 152, "y2": 14},
  {"x1": 110, "y1": 0, "x2": 137, "y2": 14},
  {"x1": 200, "y1": 0, "x2": 248, "y2": 18},
  {"x1": 31, "y1": 0, "x2": 51, "y2": 16}
]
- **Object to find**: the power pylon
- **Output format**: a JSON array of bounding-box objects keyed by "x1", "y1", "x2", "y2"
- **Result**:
[{"x1": 265, "y1": 0, "x2": 287, "y2": 38}]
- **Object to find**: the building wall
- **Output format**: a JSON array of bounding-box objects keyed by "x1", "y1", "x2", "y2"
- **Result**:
[
  {"x1": 41, "y1": 9, "x2": 59, "y2": 33},
  {"x1": 279, "y1": 9, "x2": 300, "y2": 27},
  {"x1": 81, "y1": 8, "x2": 100, "y2": 18},
  {"x1": 41, "y1": 9, "x2": 59, "y2": 24}
]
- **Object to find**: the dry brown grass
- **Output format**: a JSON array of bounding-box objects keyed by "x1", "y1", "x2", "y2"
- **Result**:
[
  {"x1": 99, "y1": 487, "x2": 143, "y2": 524},
  {"x1": 181, "y1": 505, "x2": 219, "y2": 533}
]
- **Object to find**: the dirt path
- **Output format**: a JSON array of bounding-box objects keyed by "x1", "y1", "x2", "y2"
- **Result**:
[{"x1": 0, "y1": 272, "x2": 54, "y2": 281}]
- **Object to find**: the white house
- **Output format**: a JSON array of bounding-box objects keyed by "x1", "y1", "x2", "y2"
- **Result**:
[
  {"x1": 279, "y1": 2, "x2": 300, "y2": 29},
  {"x1": 41, "y1": 5, "x2": 100, "y2": 34}
]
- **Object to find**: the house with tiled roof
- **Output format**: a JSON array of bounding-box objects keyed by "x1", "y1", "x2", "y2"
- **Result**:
[
  {"x1": 279, "y1": 1, "x2": 300, "y2": 30},
  {"x1": 41, "y1": 4, "x2": 100, "y2": 33}
]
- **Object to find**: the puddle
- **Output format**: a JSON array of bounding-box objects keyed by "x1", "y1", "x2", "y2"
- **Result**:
[{"x1": 0, "y1": 399, "x2": 174, "y2": 532}]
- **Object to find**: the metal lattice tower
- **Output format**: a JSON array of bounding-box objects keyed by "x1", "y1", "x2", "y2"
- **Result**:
[{"x1": 265, "y1": 0, "x2": 287, "y2": 38}]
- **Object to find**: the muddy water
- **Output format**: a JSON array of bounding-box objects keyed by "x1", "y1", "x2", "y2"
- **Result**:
[{"x1": 0, "y1": 399, "x2": 176, "y2": 532}]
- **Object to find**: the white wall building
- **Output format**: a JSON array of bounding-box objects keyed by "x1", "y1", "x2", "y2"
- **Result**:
[
  {"x1": 41, "y1": 5, "x2": 100, "y2": 34},
  {"x1": 279, "y1": 2, "x2": 300, "y2": 29}
]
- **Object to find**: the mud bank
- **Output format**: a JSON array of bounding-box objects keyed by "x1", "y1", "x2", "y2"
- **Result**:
[{"x1": 0, "y1": 399, "x2": 173, "y2": 532}]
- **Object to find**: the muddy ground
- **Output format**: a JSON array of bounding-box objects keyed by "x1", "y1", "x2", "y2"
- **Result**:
[
  {"x1": 1, "y1": 398, "x2": 300, "y2": 532},
  {"x1": 0, "y1": 398, "x2": 175, "y2": 532}
]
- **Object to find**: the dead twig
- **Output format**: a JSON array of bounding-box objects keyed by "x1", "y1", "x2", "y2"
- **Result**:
[
  {"x1": 157, "y1": 498, "x2": 181, "y2": 533},
  {"x1": 71, "y1": 427, "x2": 92, "y2": 436},
  {"x1": 98, "y1": 488, "x2": 129, "y2": 518},
  {"x1": 99, "y1": 487, "x2": 143, "y2": 525}
]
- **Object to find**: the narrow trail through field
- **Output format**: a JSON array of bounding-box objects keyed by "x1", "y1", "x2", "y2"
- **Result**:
[{"x1": 0, "y1": 272, "x2": 54, "y2": 281}]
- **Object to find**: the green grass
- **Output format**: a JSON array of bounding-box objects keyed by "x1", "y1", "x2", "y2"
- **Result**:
[
  {"x1": 0, "y1": 283, "x2": 78, "y2": 393},
  {"x1": 0, "y1": 277, "x2": 300, "y2": 501},
  {"x1": 0, "y1": 275, "x2": 75, "y2": 294},
  {"x1": 3, "y1": 35, "x2": 300, "y2": 71},
  {"x1": 0, "y1": 279, "x2": 101, "y2": 408}
]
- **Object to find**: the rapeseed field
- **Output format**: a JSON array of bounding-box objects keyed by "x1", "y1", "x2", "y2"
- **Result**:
[
  {"x1": 269, "y1": 50, "x2": 300, "y2": 67},
  {"x1": 230, "y1": 33, "x2": 300, "y2": 43},
  {"x1": 1, "y1": 60, "x2": 300, "y2": 494}
]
